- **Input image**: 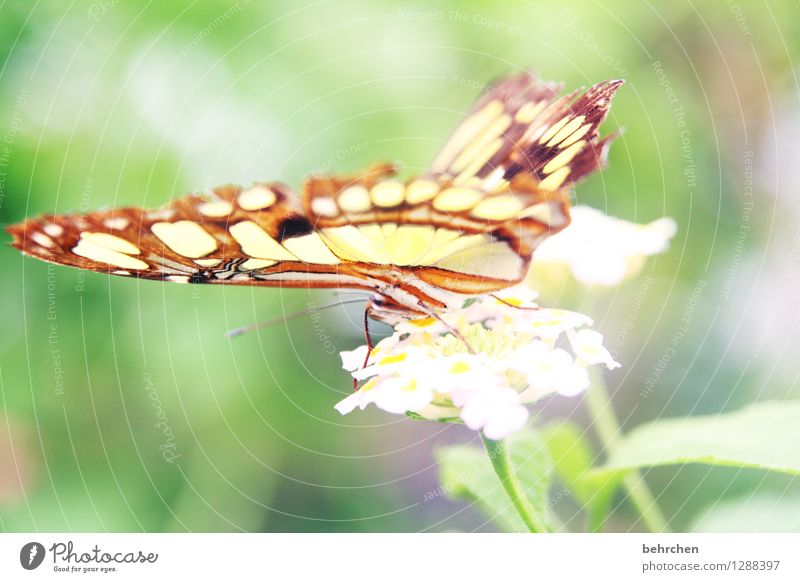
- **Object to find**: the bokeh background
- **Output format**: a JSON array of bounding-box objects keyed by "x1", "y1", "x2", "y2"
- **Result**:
[{"x1": 1, "y1": 0, "x2": 799, "y2": 532}]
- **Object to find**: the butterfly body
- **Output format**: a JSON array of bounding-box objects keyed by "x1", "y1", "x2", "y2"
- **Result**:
[{"x1": 6, "y1": 73, "x2": 622, "y2": 323}]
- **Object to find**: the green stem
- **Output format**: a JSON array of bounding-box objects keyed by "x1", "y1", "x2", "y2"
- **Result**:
[
  {"x1": 480, "y1": 433, "x2": 548, "y2": 533},
  {"x1": 585, "y1": 372, "x2": 670, "y2": 532}
]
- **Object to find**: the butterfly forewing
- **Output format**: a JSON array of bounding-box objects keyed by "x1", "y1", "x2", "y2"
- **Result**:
[{"x1": 6, "y1": 182, "x2": 373, "y2": 289}]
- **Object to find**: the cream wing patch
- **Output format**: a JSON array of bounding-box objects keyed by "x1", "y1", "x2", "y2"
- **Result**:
[
  {"x1": 433, "y1": 187, "x2": 481, "y2": 212},
  {"x1": 320, "y1": 225, "x2": 392, "y2": 263},
  {"x1": 229, "y1": 221, "x2": 297, "y2": 261},
  {"x1": 434, "y1": 239, "x2": 523, "y2": 280},
  {"x1": 417, "y1": 232, "x2": 488, "y2": 265},
  {"x1": 370, "y1": 180, "x2": 405, "y2": 208},
  {"x1": 431, "y1": 99, "x2": 505, "y2": 173},
  {"x1": 282, "y1": 233, "x2": 340, "y2": 265},
  {"x1": 151, "y1": 221, "x2": 218, "y2": 258},
  {"x1": 428, "y1": 74, "x2": 622, "y2": 196},
  {"x1": 405, "y1": 179, "x2": 440, "y2": 204},
  {"x1": 337, "y1": 186, "x2": 371, "y2": 213},
  {"x1": 240, "y1": 258, "x2": 278, "y2": 270},
  {"x1": 73, "y1": 233, "x2": 149, "y2": 270},
  {"x1": 237, "y1": 186, "x2": 277, "y2": 210},
  {"x1": 381, "y1": 225, "x2": 438, "y2": 266},
  {"x1": 198, "y1": 200, "x2": 233, "y2": 217},
  {"x1": 79, "y1": 232, "x2": 140, "y2": 254},
  {"x1": 471, "y1": 195, "x2": 524, "y2": 221}
]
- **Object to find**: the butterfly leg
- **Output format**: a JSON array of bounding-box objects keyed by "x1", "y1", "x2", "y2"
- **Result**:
[
  {"x1": 415, "y1": 303, "x2": 476, "y2": 355},
  {"x1": 354, "y1": 304, "x2": 375, "y2": 391},
  {"x1": 489, "y1": 294, "x2": 540, "y2": 311}
]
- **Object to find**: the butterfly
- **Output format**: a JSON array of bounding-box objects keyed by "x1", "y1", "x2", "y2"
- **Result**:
[{"x1": 6, "y1": 72, "x2": 622, "y2": 325}]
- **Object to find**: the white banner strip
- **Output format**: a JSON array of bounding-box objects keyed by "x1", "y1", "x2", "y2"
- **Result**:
[{"x1": 1, "y1": 533, "x2": 799, "y2": 581}]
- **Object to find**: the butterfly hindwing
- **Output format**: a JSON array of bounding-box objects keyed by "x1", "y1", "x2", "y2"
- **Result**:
[{"x1": 301, "y1": 162, "x2": 570, "y2": 287}]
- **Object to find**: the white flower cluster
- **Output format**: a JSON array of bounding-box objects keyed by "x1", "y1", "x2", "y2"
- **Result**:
[
  {"x1": 335, "y1": 286, "x2": 619, "y2": 440},
  {"x1": 534, "y1": 205, "x2": 678, "y2": 286}
]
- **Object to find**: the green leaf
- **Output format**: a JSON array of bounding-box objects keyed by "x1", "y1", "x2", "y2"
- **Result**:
[
  {"x1": 435, "y1": 429, "x2": 552, "y2": 532},
  {"x1": 586, "y1": 401, "x2": 800, "y2": 488},
  {"x1": 540, "y1": 421, "x2": 619, "y2": 531},
  {"x1": 541, "y1": 421, "x2": 596, "y2": 503},
  {"x1": 690, "y1": 493, "x2": 800, "y2": 532}
]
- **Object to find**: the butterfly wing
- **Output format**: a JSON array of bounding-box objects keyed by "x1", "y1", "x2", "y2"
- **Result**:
[
  {"x1": 6, "y1": 72, "x2": 622, "y2": 315},
  {"x1": 429, "y1": 71, "x2": 623, "y2": 192},
  {"x1": 6, "y1": 182, "x2": 378, "y2": 292},
  {"x1": 6, "y1": 171, "x2": 555, "y2": 314},
  {"x1": 301, "y1": 163, "x2": 567, "y2": 299},
  {"x1": 296, "y1": 72, "x2": 623, "y2": 304}
]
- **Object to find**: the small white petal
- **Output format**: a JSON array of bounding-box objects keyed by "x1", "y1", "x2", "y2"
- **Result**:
[
  {"x1": 334, "y1": 393, "x2": 362, "y2": 415},
  {"x1": 535, "y1": 205, "x2": 677, "y2": 286},
  {"x1": 340, "y1": 345, "x2": 370, "y2": 371},
  {"x1": 482, "y1": 405, "x2": 529, "y2": 440},
  {"x1": 372, "y1": 377, "x2": 433, "y2": 414},
  {"x1": 458, "y1": 386, "x2": 528, "y2": 439},
  {"x1": 569, "y1": 329, "x2": 621, "y2": 369},
  {"x1": 335, "y1": 281, "x2": 620, "y2": 438}
]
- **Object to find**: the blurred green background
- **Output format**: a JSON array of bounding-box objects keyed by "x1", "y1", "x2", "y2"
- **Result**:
[{"x1": 1, "y1": 0, "x2": 799, "y2": 532}]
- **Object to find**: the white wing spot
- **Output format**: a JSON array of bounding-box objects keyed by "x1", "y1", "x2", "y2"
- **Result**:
[
  {"x1": 194, "y1": 258, "x2": 222, "y2": 267},
  {"x1": 198, "y1": 200, "x2": 234, "y2": 217},
  {"x1": 103, "y1": 217, "x2": 130, "y2": 230},
  {"x1": 370, "y1": 180, "x2": 405, "y2": 207},
  {"x1": 433, "y1": 187, "x2": 482, "y2": 212},
  {"x1": 43, "y1": 224, "x2": 63, "y2": 237},
  {"x1": 166, "y1": 275, "x2": 191, "y2": 284},
  {"x1": 146, "y1": 208, "x2": 176, "y2": 221},
  {"x1": 405, "y1": 179, "x2": 439, "y2": 204},
  {"x1": 237, "y1": 186, "x2": 277, "y2": 210},
  {"x1": 31, "y1": 232, "x2": 54, "y2": 248},
  {"x1": 311, "y1": 197, "x2": 339, "y2": 218},
  {"x1": 337, "y1": 185, "x2": 371, "y2": 213},
  {"x1": 471, "y1": 195, "x2": 524, "y2": 221}
]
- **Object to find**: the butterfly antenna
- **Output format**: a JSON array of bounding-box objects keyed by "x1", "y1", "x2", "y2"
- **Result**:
[
  {"x1": 334, "y1": 290, "x2": 371, "y2": 298},
  {"x1": 226, "y1": 297, "x2": 366, "y2": 339}
]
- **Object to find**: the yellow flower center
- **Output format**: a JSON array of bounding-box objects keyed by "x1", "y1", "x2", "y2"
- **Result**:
[
  {"x1": 407, "y1": 317, "x2": 437, "y2": 328},
  {"x1": 449, "y1": 361, "x2": 471, "y2": 374},
  {"x1": 401, "y1": 379, "x2": 417, "y2": 392},
  {"x1": 378, "y1": 352, "x2": 407, "y2": 366}
]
